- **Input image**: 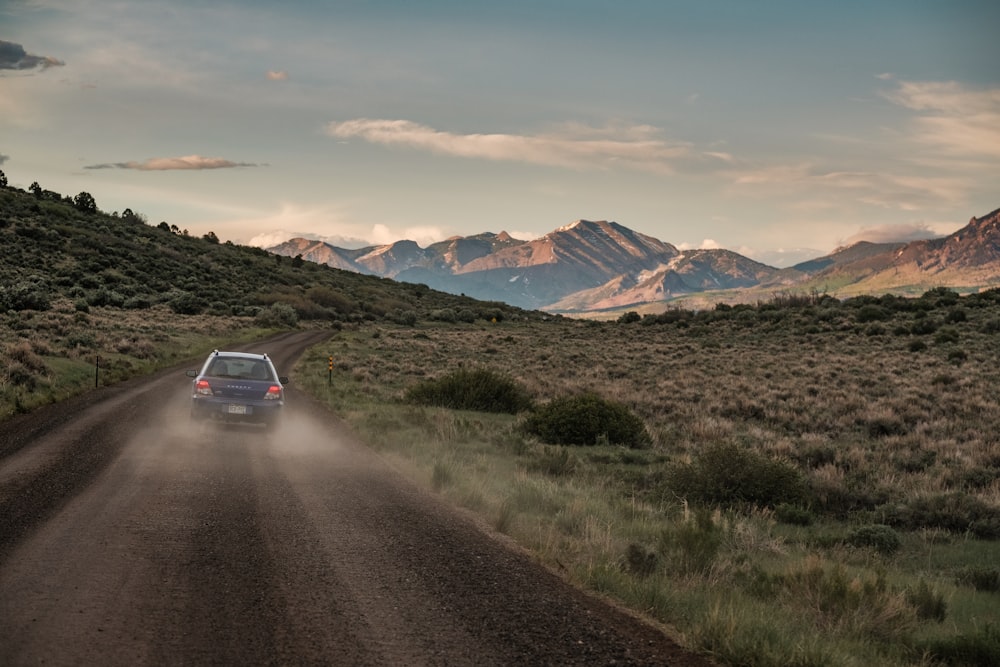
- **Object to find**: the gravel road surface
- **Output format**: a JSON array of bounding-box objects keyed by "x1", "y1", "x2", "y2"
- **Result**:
[{"x1": 0, "y1": 330, "x2": 712, "y2": 666}]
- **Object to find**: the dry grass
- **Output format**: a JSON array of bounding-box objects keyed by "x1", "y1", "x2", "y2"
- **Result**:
[
  {"x1": 296, "y1": 300, "x2": 1000, "y2": 666},
  {"x1": 0, "y1": 298, "x2": 274, "y2": 418}
]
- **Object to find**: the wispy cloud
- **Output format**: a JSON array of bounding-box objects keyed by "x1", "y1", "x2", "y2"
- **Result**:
[
  {"x1": 731, "y1": 163, "x2": 966, "y2": 211},
  {"x1": 677, "y1": 239, "x2": 722, "y2": 251},
  {"x1": 325, "y1": 119, "x2": 692, "y2": 173},
  {"x1": 0, "y1": 40, "x2": 64, "y2": 71},
  {"x1": 84, "y1": 155, "x2": 259, "y2": 171},
  {"x1": 883, "y1": 80, "x2": 1000, "y2": 159},
  {"x1": 841, "y1": 222, "x2": 942, "y2": 246}
]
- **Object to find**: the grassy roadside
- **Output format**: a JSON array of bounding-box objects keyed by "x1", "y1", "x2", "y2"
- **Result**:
[
  {"x1": 0, "y1": 299, "x2": 281, "y2": 421},
  {"x1": 294, "y1": 302, "x2": 1000, "y2": 667}
]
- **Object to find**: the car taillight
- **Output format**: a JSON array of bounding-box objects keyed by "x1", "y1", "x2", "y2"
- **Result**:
[
  {"x1": 264, "y1": 385, "x2": 282, "y2": 400},
  {"x1": 195, "y1": 379, "x2": 213, "y2": 396}
]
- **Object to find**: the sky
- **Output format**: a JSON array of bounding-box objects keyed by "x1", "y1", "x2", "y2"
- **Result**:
[{"x1": 2, "y1": 0, "x2": 999, "y2": 267}]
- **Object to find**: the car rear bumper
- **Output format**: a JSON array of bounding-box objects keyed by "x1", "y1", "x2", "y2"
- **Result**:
[{"x1": 191, "y1": 397, "x2": 283, "y2": 425}]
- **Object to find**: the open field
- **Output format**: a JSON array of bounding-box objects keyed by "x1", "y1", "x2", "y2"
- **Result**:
[{"x1": 295, "y1": 290, "x2": 1000, "y2": 666}]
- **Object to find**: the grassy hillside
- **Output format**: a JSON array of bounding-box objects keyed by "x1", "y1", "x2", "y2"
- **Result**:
[{"x1": 0, "y1": 183, "x2": 527, "y2": 324}]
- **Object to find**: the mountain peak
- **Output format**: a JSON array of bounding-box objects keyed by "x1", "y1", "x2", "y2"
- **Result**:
[{"x1": 555, "y1": 219, "x2": 610, "y2": 233}]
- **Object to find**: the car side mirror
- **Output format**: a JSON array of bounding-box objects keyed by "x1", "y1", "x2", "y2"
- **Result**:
[
  {"x1": 279, "y1": 376, "x2": 289, "y2": 385},
  {"x1": 185, "y1": 370, "x2": 198, "y2": 377}
]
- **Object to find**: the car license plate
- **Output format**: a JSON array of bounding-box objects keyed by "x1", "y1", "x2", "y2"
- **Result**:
[{"x1": 228, "y1": 404, "x2": 248, "y2": 415}]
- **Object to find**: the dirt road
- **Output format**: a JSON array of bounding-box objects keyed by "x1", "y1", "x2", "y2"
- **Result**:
[{"x1": 0, "y1": 330, "x2": 710, "y2": 666}]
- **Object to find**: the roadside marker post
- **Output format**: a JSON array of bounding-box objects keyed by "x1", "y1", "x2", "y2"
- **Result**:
[
  {"x1": 95, "y1": 355, "x2": 100, "y2": 388},
  {"x1": 328, "y1": 355, "x2": 333, "y2": 386}
]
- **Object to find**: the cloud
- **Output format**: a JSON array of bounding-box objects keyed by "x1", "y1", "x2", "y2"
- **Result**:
[
  {"x1": 247, "y1": 230, "x2": 370, "y2": 248},
  {"x1": 883, "y1": 80, "x2": 1000, "y2": 159},
  {"x1": 731, "y1": 163, "x2": 966, "y2": 211},
  {"x1": 325, "y1": 119, "x2": 691, "y2": 173},
  {"x1": 840, "y1": 223, "x2": 943, "y2": 246},
  {"x1": 84, "y1": 155, "x2": 259, "y2": 170},
  {"x1": 744, "y1": 246, "x2": 827, "y2": 269},
  {"x1": 266, "y1": 70, "x2": 289, "y2": 81},
  {"x1": 0, "y1": 40, "x2": 65, "y2": 71},
  {"x1": 677, "y1": 239, "x2": 722, "y2": 251}
]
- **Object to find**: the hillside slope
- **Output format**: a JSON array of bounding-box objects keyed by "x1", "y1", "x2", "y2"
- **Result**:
[{"x1": 0, "y1": 184, "x2": 526, "y2": 323}]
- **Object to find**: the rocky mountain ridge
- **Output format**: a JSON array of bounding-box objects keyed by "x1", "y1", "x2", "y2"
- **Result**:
[{"x1": 268, "y1": 208, "x2": 1000, "y2": 312}]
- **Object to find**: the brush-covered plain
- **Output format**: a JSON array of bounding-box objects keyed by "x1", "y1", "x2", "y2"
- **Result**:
[{"x1": 297, "y1": 290, "x2": 1000, "y2": 667}]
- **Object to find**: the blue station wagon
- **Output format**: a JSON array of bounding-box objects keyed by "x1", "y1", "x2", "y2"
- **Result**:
[{"x1": 187, "y1": 350, "x2": 288, "y2": 429}]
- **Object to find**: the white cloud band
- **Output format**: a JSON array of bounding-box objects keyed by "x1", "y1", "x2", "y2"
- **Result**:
[
  {"x1": 85, "y1": 155, "x2": 258, "y2": 170},
  {"x1": 325, "y1": 119, "x2": 690, "y2": 173}
]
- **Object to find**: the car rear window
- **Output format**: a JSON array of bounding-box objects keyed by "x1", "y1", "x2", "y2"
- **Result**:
[{"x1": 207, "y1": 358, "x2": 272, "y2": 380}]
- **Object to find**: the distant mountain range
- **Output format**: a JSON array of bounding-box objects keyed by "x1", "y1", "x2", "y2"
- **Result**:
[{"x1": 268, "y1": 208, "x2": 1000, "y2": 312}]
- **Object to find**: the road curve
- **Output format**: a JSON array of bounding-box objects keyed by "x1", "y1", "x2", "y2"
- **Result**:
[{"x1": 0, "y1": 330, "x2": 711, "y2": 666}]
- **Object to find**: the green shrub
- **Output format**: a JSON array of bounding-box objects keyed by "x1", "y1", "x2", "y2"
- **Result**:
[
  {"x1": 980, "y1": 318, "x2": 1000, "y2": 334},
  {"x1": 881, "y1": 492, "x2": 1000, "y2": 538},
  {"x1": 87, "y1": 287, "x2": 126, "y2": 308},
  {"x1": 667, "y1": 442, "x2": 808, "y2": 508},
  {"x1": 856, "y1": 305, "x2": 890, "y2": 322},
  {"x1": 389, "y1": 309, "x2": 417, "y2": 326},
  {"x1": 429, "y1": 308, "x2": 457, "y2": 322},
  {"x1": 935, "y1": 327, "x2": 960, "y2": 344},
  {"x1": 405, "y1": 367, "x2": 532, "y2": 414},
  {"x1": 522, "y1": 392, "x2": 650, "y2": 448},
  {"x1": 0, "y1": 278, "x2": 52, "y2": 311},
  {"x1": 847, "y1": 524, "x2": 902, "y2": 555},
  {"x1": 254, "y1": 302, "x2": 298, "y2": 327},
  {"x1": 911, "y1": 318, "x2": 939, "y2": 335},
  {"x1": 946, "y1": 307, "x2": 967, "y2": 323},
  {"x1": 123, "y1": 295, "x2": 153, "y2": 309},
  {"x1": 168, "y1": 291, "x2": 205, "y2": 315}
]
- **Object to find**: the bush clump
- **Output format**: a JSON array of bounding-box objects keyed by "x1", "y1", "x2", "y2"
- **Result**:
[
  {"x1": 254, "y1": 302, "x2": 299, "y2": 328},
  {"x1": 0, "y1": 278, "x2": 52, "y2": 312},
  {"x1": 881, "y1": 492, "x2": 1000, "y2": 539},
  {"x1": 667, "y1": 442, "x2": 807, "y2": 508},
  {"x1": 847, "y1": 524, "x2": 902, "y2": 555},
  {"x1": 405, "y1": 367, "x2": 532, "y2": 414},
  {"x1": 522, "y1": 392, "x2": 650, "y2": 448},
  {"x1": 168, "y1": 291, "x2": 205, "y2": 315}
]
